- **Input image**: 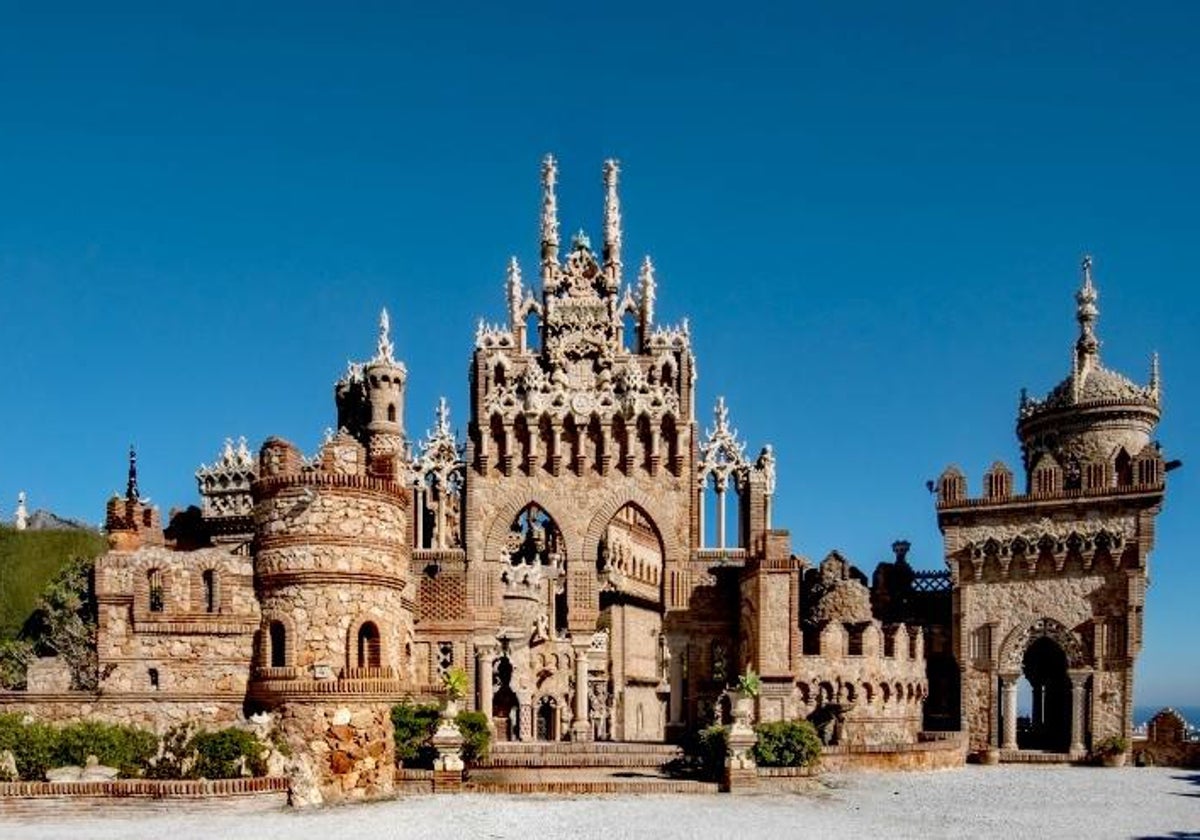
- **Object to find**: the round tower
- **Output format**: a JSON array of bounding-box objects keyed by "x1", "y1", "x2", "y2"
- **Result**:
[
  {"x1": 250, "y1": 428, "x2": 415, "y2": 803},
  {"x1": 1017, "y1": 256, "x2": 1161, "y2": 485},
  {"x1": 363, "y1": 308, "x2": 408, "y2": 479}
]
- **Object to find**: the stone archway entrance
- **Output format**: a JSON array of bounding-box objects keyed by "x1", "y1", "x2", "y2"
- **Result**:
[
  {"x1": 998, "y1": 618, "x2": 1089, "y2": 755},
  {"x1": 1017, "y1": 636, "x2": 1071, "y2": 751}
]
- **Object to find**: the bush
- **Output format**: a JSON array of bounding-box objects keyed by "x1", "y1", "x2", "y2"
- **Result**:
[
  {"x1": 455, "y1": 710, "x2": 491, "y2": 765},
  {"x1": 189, "y1": 728, "x2": 266, "y2": 779},
  {"x1": 0, "y1": 714, "x2": 57, "y2": 781},
  {"x1": 1093, "y1": 735, "x2": 1129, "y2": 758},
  {"x1": 752, "y1": 719, "x2": 821, "y2": 768},
  {"x1": 694, "y1": 723, "x2": 729, "y2": 780},
  {"x1": 0, "y1": 640, "x2": 33, "y2": 690},
  {"x1": 144, "y1": 723, "x2": 195, "y2": 780},
  {"x1": 391, "y1": 703, "x2": 440, "y2": 768},
  {"x1": 53, "y1": 720, "x2": 158, "y2": 777}
]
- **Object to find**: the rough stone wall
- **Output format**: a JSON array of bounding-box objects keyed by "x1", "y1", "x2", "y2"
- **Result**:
[
  {"x1": 93, "y1": 545, "x2": 258, "y2": 697},
  {"x1": 274, "y1": 701, "x2": 395, "y2": 804},
  {"x1": 0, "y1": 695, "x2": 245, "y2": 734}
]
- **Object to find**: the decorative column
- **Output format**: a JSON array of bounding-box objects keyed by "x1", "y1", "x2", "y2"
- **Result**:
[
  {"x1": 477, "y1": 644, "x2": 498, "y2": 732},
  {"x1": 716, "y1": 477, "x2": 727, "y2": 550},
  {"x1": 1000, "y1": 673, "x2": 1019, "y2": 750},
  {"x1": 571, "y1": 640, "x2": 592, "y2": 741},
  {"x1": 697, "y1": 486, "x2": 706, "y2": 549},
  {"x1": 1069, "y1": 670, "x2": 1088, "y2": 755}
]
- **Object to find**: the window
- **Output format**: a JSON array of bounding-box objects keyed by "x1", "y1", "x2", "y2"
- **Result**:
[
  {"x1": 357, "y1": 622, "x2": 382, "y2": 669},
  {"x1": 802, "y1": 625, "x2": 821, "y2": 656},
  {"x1": 437, "y1": 641, "x2": 454, "y2": 677},
  {"x1": 202, "y1": 569, "x2": 217, "y2": 613},
  {"x1": 148, "y1": 668, "x2": 159, "y2": 690},
  {"x1": 846, "y1": 624, "x2": 865, "y2": 657},
  {"x1": 148, "y1": 569, "x2": 165, "y2": 613},
  {"x1": 387, "y1": 403, "x2": 396, "y2": 423},
  {"x1": 269, "y1": 621, "x2": 287, "y2": 668}
]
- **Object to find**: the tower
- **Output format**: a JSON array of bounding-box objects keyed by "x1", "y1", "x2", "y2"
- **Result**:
[
  {"x1": 250, "y1": 314, "x2": 415, "y2": 803},
  {"x1": 936, "y1": 257, "x2": 1168, "y2": 759},
  {"x1": 14, "y1": 492, "x2": 27, "y2": 531}
]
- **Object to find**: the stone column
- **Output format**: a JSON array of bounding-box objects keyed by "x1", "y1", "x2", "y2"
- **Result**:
[
  {"x1": 1069, "y1": 670, "x2": 1088, "y2": 755},
  {"x1": 477, "y1": 644, "x2": 498, "y2": 732},
  {"x1": 716, "y1": 479, "x2": 727, "y2": 550},
  {"x1": 1000, "y1": 673, "x2": 1019, "y2": 750},
  {"x1": 571, "y1": 640, "x2": 592, "y2": 741},
  {"x1": 697, "y1": 487, "x2": 706, "y2": 548}
]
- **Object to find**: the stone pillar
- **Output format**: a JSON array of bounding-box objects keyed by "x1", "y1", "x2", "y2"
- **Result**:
[
  {"x1": 414, "y1": 486, "x2": 425, "y2": 548},
  {"x1": 1069, "y1": 670, "x2": 1088, "y2": 755},
  {"x1": 697, "y1": 487, "x2": 706, "y2": 549},
  {"x1": 716, "y1": 481, "x2": 727, "y2": 550},
  {"x1": 477, "y1": 644, "x2": 498, "y2": 732},
  {"x1": 1000, "y1": 674, "x2": 1019, "y2": 750},
  {"x1": 431, "y1": 701, "x2": 465, "y2": 792},
  {"x1": 722, "y1": 693, "x2": 758, "y2": 793},
  {"x1": 571, "y1": 640, "x2": 592, "y2": 741}
]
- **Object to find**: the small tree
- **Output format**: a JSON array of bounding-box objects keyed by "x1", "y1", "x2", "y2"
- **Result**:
[{"x1": 442, "y1": 666, "x2": 468, "y2": 704}]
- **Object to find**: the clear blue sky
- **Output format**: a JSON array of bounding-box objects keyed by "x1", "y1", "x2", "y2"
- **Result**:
[{"x1": 0, "y1": 3, "x2": 1196, "y2": 706}]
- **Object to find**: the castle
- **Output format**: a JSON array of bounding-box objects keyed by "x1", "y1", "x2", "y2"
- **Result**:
[{"x1": 0, "y1": 158, "x2": 1170, "y2": 802}]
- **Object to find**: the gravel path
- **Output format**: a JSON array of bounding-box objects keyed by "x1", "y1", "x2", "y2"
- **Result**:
[{"x1": 4, "y1": 766, "x2": 1198, "y2": 839}]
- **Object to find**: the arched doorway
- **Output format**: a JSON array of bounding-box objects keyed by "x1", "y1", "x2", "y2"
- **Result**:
[
  {"x1": 536, "y1": 696, "x2": 559, "y2": 741},
  {"x1": 356, "y1": 621, "x2": 381, "y2": 669},
  {"x1": 1018, "y1": 636, "x2": 1071, "y2": 751},
  {"x1": 492, "y1": 656, "x2": 518, "y2": 742}
]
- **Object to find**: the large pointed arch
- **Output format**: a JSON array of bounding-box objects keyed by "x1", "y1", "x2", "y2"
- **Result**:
[
  {"x1": 581, "y1": 488, "x2": 685, "y2": 572},
  {"x1": 482, "y1": 492, "x2": 571, "y2": 565}
]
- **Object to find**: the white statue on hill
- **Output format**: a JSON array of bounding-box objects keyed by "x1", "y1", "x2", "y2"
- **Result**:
[{"x1": 14, "y1": 491, "x2": 27, "y2": 531}]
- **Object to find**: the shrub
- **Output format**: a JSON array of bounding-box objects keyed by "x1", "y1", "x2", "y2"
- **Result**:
[
  {"x1": 442, "y1": 667, "x2": 468, "y2": 703},
  {"x1": 752, "y1": 719, "x2": 821, "y2": 768},
  {"x1": 694, "y1": 723, "x2": 729, "y2": 780},
  {"x1": 0, "y1": 640, "x2": 33, "y2": 690},
  {"x1": 735, "y1": 669, "x2": 761, "y2": 698},
  {"x1": 391, "y1": 703, "x2": 440, "y2": 768},
  {"x1": 455, "y1": 710, "x2": 491, "y2": 765},
  {"x1": 0, "y1": 714, "x2": 57, "y2": 781},
  {"x1": 144, "y1": 723, "x2": 195, "y2": 780},
  {"x1": 189, "y1": 728, "x2": 266, "y2": 779},
  {"x1": 53, "y1": 720, "x2": 158, "y2": 777},
  {"x1": 1093, "y1": 735, "x2": 1129, "y2": 758}
]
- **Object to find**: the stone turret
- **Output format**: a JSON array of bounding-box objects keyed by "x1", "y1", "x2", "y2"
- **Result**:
[
  {"x1": 105, "y1": 446, "x2": 163, "y2": 551},
  {"x1": 1017, "y1": 257, "x2": 1161, "y2": 487},
  {"x1": 362, "y1": 308, "x2": 408, "y2": 479}
]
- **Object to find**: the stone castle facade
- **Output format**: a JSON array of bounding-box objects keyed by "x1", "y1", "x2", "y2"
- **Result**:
[{"x1": 0, "y1": 160, "x2": 1170, "y2": 802}]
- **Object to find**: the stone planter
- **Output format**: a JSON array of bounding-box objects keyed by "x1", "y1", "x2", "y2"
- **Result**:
[{"x1": 1101, "y1": 752, "x2": 1127, "y2": 768}]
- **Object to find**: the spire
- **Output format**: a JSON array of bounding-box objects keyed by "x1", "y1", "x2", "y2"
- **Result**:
[
  {"x1": 126, "y1": 444, "x2": 140, "y2": 502},
  {"x1": 638, "y1": 255, "x2": 656, "y2": 330},
  {"x1": 1149, "y1": 351, "x2": 1161, "y2": 401},
  {"x1": 603, "y1": 159, "x2": 622, "y2": 278},
  {"x1": 1075, "y1": 255, "x2": 1100, "y2": 358},
  {"x1": 540, "y1": 154, "x2": 560, "y2": 276},
  {"x1": 375, "y1": 307, "x2": 395, "y2": 363},
  {"x1": 507, "y1": 257, "x2": 522, "y2": 329},
  {"x1": 435, "y1": 396, "x2": 451, "y2": 438}
]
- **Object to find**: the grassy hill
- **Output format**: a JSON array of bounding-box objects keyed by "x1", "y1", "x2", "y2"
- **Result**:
[{"x1": 0, "y1": 525, "x2": 107, "y2": 640}]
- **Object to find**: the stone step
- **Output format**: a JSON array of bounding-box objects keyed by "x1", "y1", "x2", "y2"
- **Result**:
[
  {"x1": 999, "y1": 749, "x2": 1079, "y2": 764},
  {"x1": 465, "y1": 779, "x2": 718, "y2": 795},
  {"x1": 478, "y1": 741, "x2": 683, "y2": 769}
]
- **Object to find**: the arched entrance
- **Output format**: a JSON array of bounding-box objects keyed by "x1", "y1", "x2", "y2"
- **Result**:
[
  {"x1": 998, "y1": 618, "x2": 1088, "y2": 754},
  {"x1": 536, "y1": 696, "x2": 559, "y2": 741},
  {"x1": 492, "y1": 657, "x2": 518, "y2": 742},
  {"x1": 1018, "y1": 636, "x2": 1071, "y2": 751}
]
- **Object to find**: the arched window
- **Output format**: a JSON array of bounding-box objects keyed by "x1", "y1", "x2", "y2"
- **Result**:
[
  {"x1": 148, "y1": 668, "x2": 160, "y2": 690},
  {"x1": 201, "y1": 569, "x2": 217, "y2": 613},
  {"x1": 387, "y1": 403, "x2": 397, "y2": 423},
  {"x1": 357, "y1": 622, "x2": 381, "y2": 669},
  {"x1": 147, "y1": 569, "x2": 165, "y2": 613},
  {"x1": 269, "y1": 621, "x2": 287, "y2": 668}
]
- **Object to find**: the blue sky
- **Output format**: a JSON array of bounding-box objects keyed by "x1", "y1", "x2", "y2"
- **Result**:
[{"x1": 0, "y1": 2, "x2": 1196, "y2": 706}]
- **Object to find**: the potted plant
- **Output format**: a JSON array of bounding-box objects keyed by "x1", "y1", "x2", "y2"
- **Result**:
[
  {"x1": 1093, "y1": 735, "x2": 1129, "y2": 767},
  {"x1": 442, "y1": 667, "x2": 468, "y2": 717},
  {"x1": 731, "y1": 669, "x2": 761, "y2": 728}
]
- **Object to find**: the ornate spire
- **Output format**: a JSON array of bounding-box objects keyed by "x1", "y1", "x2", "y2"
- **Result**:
[
  {"x1": 435, "y1": 396, "x2": 451, "y2": 438},
  {"x1": 126, "y1": 444, "x2": 140, "y2": 501},
  {"x1": 699, "y1": 396, "x2": 749, "y2": 486},
  {"x1": 507, "y1": 257, "x2": 522, "y2": 329},
  {"x1": 1149, "y1": 351, "x2": 1161, "y2": 401},
  {"x1": 375, "y1": 307, "x2": 396, "y2": 363},
  {"x1": 1075, "y1": 255, "x2": 1100, "y2": 358},
  {"x1": 603, "y1": 159, "x2": 622, "y2": 278},
  {"x1": 540, "y1": 154, "x2": 560, "y2": 274},
  {"x1": 638, "y1": 255, "x2": 656, "y2": 334}
]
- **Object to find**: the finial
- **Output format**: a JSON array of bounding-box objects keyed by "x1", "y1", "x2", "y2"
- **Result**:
[
  {"x1": 375, "y1": 307, "x2": 395, "y2": 363},
  {"x1": 715, "y1": 396, "x2": 729, "y2": 431},
  {"x1": 126, "y1": 444, "x2": 140, "y2": 502},
  {"x1": 1073, "y1": 254, "x2": 1100, "y2": 378},
  {"x1": 603, "y1": 159, "x2": 622, "y2": 276},
  {"x1": 436, "y1": 396, "x2": 451, "y2": 436},
  {"x1": 507, "y1": 257, "x2": 522, "y2": 328},
  {"x1": 236, "y1": 436, "x2": 252, "y2": 464},
  {"x1": 1149, "y1": 351, "x2": 1161, "y2": 400},
  {"x1": 638, "y1": 256, "x2": 656, "y2": 330},
  {"x1": 541, "y1": 154, "x2": 560, "y2": 270},
  {"x1": 571, "y1": 229, "x2": 591, "y2": 251}
]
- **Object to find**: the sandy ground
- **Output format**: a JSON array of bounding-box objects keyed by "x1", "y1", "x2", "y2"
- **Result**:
[{"x1": 3, "y1": 766, "x2": 1198, "y2": 840}]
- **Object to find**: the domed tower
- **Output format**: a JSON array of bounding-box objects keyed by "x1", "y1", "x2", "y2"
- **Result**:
[
  {"x1": 1017, "y1": 256, "x2": 1161, "y2": 488},
  {"x1": 936, "y1": 257, "x2": 1169, "y2": 760},
  {"x1": 250, "y1": 314, "x2": 415, "y2": 805}
]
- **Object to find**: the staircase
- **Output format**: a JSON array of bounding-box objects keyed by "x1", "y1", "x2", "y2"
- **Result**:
[{"x1": 467, "y1": 741, "x2": 718, "y2": 794}]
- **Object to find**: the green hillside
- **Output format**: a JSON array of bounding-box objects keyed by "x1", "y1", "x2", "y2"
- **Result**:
[{"x1": 0, "y1": 525, "x2": 106, "y2": 640}]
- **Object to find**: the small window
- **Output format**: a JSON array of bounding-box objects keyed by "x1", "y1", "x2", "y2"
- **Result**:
[
  {"x1": 148, "y1": 569, "x2": 165, "y2": 613},
  {"x1": 148, "y1": 668, "x2": 159, "y2": 690},
  {"x1": 202, "y1": 569, "x2": 217, "y2": 613},
  {"x1": 437, "y1": 641, "x2": 454, "y2": 676},
  {"x1": 802, "y1": 625, "x2": 821, "y2": 656},
  {"x1": 387, "y1": 403, "x2": 396, "y2": 423},
  {"x1": 357, "y1": 622, "x2": 382, "y2": 669},
  {"x1": 269, "y1": 621, "x2": 287, "y2": 668}
]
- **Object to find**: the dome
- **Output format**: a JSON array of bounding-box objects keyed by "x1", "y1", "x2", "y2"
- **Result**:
[{"x1": 1034, "y1": 363, "x2": 1155, "y2": 413}]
